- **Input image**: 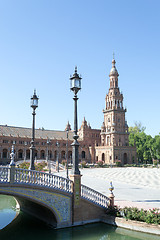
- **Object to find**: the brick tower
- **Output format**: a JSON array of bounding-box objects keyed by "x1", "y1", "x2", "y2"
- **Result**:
[{"x1": 96, "y1": 57, "x2": 136, "y2": 165}]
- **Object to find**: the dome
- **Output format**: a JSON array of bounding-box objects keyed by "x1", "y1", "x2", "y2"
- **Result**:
[{"x1": 109, "y1": 58, "x2": 119, "y2": 77}]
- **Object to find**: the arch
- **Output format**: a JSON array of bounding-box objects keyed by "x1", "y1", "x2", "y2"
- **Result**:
[
  {"x1": 26, "y1": 149, "x2": 30, "y2": 159},
  {"x1": 61, "y1": 151, "x2": 65, "y2": 159},
  {"x1": 107, "y1": 136, "x2": 110, "y2": 145},
  {"x1": 0, "y1": 185, "x2": 72, "y2": 228},
  {"x1": 68, "y1": 151, "x2": 72, "y2": 163},
  {"x1": 35, "y1": 150, "x2": 38, "y2": 158},
  {"x1": 82, "y1": 151, "x2": 85, "y2": 159},
  {"x1": 40, "y1": 150, "x2": 45, "y2": 159},
  {"x1": 102, "y1": 153, "x2": 105, "y2": 162},
  {"x1": 124, "y1": 153, "x2": 127, "y2": 165},
  {"x1": 55, "y1": 150, "x2": 57, "y2": 159},
  {"x1": 0, "y1": 191, "x2": 59, "y2": 228},
  {"x1": 16, "y1": 196, "x2": 58, "y2": 228},
  {"x1": 18, "y1": 149, "x2": 23, "y2": 159},
  {"x1": 49, "y1": 150, "x2": 52, "y2": 159},
  {"x1": 3, "y1": 149, "x2": 8, "y2": 158}
]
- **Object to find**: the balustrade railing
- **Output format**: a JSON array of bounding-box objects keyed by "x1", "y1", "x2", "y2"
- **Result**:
[
  {"x1": 81, "y1": 184, "x2": 109, "y2": 208},
  {"x1": 0, "y1": 167, "x2": 9, "y2": 183},
  {"x1": 15, "y1": 168, "x2": 72, "y2": 193},
  {"x1": 0, "y1": 167, "x2": 110, "y2": 208}
]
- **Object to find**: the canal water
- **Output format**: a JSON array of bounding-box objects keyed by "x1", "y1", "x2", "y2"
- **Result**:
[{"x1": 0, "y1": 195, "x2": 159, "y2": 240}]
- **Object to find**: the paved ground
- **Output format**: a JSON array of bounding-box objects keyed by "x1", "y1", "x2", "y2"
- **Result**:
[{"x1": 54, "y1": 167, "x2": 160, "y2": 210}]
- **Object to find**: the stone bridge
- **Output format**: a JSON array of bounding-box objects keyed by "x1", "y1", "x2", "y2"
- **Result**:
[{"x1": 0, "y1": 166, "x2": 112, "y2": 228}]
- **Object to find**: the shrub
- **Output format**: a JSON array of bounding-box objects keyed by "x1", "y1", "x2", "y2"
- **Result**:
[
  {"x1": 18, "y1": 161, "x2": 47, "y2": 171},
  {"x1": 35, "y1": 161, "x2": 47, "y2": 171},
  {"x1": 115, "y1": 160, "x2": 122, "y2": 167},
  {"x1": 153, "y1": 159, "x2": 159, "y2": 166},
  {"x1": 106, "y1": 205, "x2": 120, "y2": 216},
  {"x1": 96, "y1": 160, "x2": 104, "y2": 167},
  {"x1": 61, "y1": 160, "x2": 67, "y2": 166},
  {"x1": 81, "y1": 160, "x2": 87, "y2": 168},
  {"x1": 19, "y1": 162, "x2": 30, "y2": 169},
  {"x1": 115, "y1": 207, "x2": 160, "y2": 225}
]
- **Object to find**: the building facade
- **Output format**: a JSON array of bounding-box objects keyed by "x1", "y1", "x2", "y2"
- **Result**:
[
  {"x1": 95, "y1": 58, "x2": 136, "y2": 165},
  {"x1": 0, "y1": 120, "x2": 100, "y2": 165},
  {"x1": 0, "y1": 58, "x2": 136, "y2": 165}
]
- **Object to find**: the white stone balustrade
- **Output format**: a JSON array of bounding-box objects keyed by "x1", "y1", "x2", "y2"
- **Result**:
[
  {"x1": 81, "y1": 184, "x2": 109, "y2": 208},
  {"x1": 15, "y1": 168, "x2": 72, "y2": 193},
  {"x1": 0, "y1": 167, "x2": 9, "y2": 182},
  {"x1": 0, "y1": 166, "x2": 110, "y2": 209},
  {"x1": 0, "y1": 166, "x2": 72, "y2": 193}
]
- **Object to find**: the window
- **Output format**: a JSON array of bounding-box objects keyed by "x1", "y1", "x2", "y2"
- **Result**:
[
  {"x1": 3, "y1": 140, "x2": 8, "y2": 144},
  {"x1": 82, "y1": 151, "x2": 85, "y2": 159}
]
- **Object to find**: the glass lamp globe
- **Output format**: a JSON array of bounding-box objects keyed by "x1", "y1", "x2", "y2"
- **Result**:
[{"x1": 31, "y1": 90, "x2": 39, "y2": 109}]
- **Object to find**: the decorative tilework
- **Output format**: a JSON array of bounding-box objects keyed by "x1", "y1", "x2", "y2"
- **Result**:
[{"x1": 0, "y1": 187, "x2": 71, "y2": 223}]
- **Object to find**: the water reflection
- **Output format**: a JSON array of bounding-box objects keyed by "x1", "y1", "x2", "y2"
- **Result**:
[
  {"x1": 0, "y1": 195, "x2": 159, "y2": 240},
  {"x1": 0, "y1": 195, "x2": 17, "y2": 229},
  {"x1": 1, "y1": 211, "x2": 157, "y2": 240}
]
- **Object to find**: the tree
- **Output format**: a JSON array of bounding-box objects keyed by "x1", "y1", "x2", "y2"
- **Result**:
[{"x1": 129, "y1": 122, "x2": 160, "y2": 164}]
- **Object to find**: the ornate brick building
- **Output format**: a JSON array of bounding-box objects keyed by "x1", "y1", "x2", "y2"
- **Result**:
[
  {"x1": 0, "y1": 119, "x2": 100, "y2": 165},
  {"x1": 0, "y1": 57, "x2": 136, "y2": 165},
  {"x1": 95, "y1": 57, "x2": 136, "y2": 164}
]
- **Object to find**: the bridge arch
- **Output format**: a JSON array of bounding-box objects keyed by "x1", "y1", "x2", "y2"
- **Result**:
[{"x1": 0, "y1": 185, "x2": 72, "y2": 228}]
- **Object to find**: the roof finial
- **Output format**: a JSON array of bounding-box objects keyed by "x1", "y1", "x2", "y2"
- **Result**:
[
  {"x1": 75, "y1": 66, "x2": 77, "y2": 73},
  {"x1": 113, "y1": 52, "x2": 115, "y2": 60}
]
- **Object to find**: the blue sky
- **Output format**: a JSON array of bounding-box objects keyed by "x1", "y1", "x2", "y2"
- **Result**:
[{"x1": 0, "y1": 0, "x2": 159, "y2": 136}]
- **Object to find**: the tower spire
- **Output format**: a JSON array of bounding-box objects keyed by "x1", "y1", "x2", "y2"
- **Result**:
[{"x1": 113, "y1": 51, "x2": 115, "y2": 60}]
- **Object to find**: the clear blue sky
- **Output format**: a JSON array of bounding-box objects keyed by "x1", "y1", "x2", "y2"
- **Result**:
[{"x1": 0, "y1": 0, "x2": 159, "y2": 136}]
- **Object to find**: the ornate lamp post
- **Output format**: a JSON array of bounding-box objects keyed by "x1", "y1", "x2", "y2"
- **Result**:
[
  {"x1": 66, "y1": 125, "x2": 69, "y2": 178},
  {"x1": 46, "y1": 139, "x2": 51, "y2": 173},
  {"x1": 56, "y1": 141, "x2": 60, "y2": 172},
  {"x1": 29, "y1": 90, "x2": 39, "y2": 170},
  {"x1": 24, "y1": 141, "x2": 27, "y2": 162},
  {"x1": 70, "y1": 66, "x2": 81, "y2": 175}
]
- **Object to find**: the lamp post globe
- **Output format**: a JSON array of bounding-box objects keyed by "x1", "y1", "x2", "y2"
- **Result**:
[
  {"x1": 70, "y1": 66, "x2": 82, "y2": 175},
  {"x1": 70, "y1": 66, "x2": 81, "y2": 94},
  {"x1": 30, "y1": 90, "x2": 38, "y2": 109},
  {"x1": 29, "y1": 90, "x2": 39, "y2": 170}
]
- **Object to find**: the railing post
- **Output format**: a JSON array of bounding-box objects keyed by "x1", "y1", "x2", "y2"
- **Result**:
[
  {"x1": 109, "y1": 181, "x2": 115, "y2": 207},
  {"x1": 9, "y1": 165, "x2": 15, "y2": 184},
  {"x1": 9, "y1": 145, "x2": 16, "y2": 184},
  {"x1": 69, "y1": 174, "x2": 82, "y2": 224}
]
